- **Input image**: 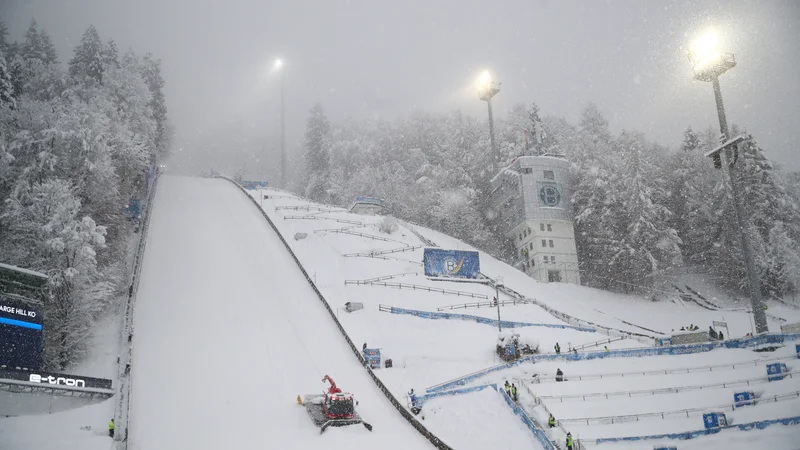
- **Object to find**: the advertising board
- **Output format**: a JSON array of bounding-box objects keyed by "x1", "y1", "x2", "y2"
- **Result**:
[
  {"x1": 0, "y1": 296, "x2": 43, "y2": 369},
  {"x1": 423, "y1": 248, "x2": 480, "y2": 279}
]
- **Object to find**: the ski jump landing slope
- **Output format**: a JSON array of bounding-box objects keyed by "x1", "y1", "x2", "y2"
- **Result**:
[{"x1": 129, "y1": 176, "x2": 430, "y2": 450}]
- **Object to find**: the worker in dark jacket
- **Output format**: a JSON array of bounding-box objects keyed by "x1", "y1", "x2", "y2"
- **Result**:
[
  {"x1": 108, "y1": 419, "x2": 115, "y2": 438},
  {"x1": 554, "y1": 342, "x2": 561, "y2": 354},
  {"x1": 566, "y1": 432, "x2": 574, "y2": 450},
  {"x1": 511, "y1": 383, "x2": 518, "y2": 401},
  {"x1": 555, "y1": 368, "x2": 564, "y2": 382},
  {"x1": 548, "y1": 414, "x2": 556, "y2": 428}
]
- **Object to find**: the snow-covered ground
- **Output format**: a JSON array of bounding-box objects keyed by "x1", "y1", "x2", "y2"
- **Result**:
[
  {"x1": 126, "y1": 176, "x2": 430, "y2": 449},
  {"x1": 3, "y1": 178, "x2": 798, "y2": 450},
  {"x1": 250, "y1": 186, "x2": 800, "y2": 449}
]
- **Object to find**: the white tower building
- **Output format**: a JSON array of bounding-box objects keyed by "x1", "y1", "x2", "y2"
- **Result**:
[{"x1": 490, "y1": 156, "x2": 580, "y2": 284}]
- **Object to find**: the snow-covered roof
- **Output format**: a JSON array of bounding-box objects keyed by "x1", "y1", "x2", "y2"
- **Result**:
[{"x1": 0, "y1": 262, "x2": 48, "y2": 280}]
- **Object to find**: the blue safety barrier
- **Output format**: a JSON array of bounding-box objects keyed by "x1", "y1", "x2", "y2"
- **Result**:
[
  {"x1": 767, "y1": 362, "x2": 789, "y2": 382},
  {"x1": 387, "y1": 306, "x2": 597, "y2": 333},
  {"x1": 413, "y1": 383, "x2": 497, "y2": 406},
  {"x1": 496, "y1": 387, "x2": 557, "y2": 450},
  {"x1": 654, "y1": 447, "x2": 678, "y2": 450},
  {"x1": 733, "y1": 391, "x2": 755, "y2": 408},
  {"x1": 594, "y1": 415, "x2": 800, "y2": 444},
  {"x1": 703, "y1": 412, "x2": 728, "y2": 429},
  {"x1": 796, "y1": 344, "x2": 799, "y2": 359}
]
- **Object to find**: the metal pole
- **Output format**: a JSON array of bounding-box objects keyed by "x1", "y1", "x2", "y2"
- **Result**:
[
  {"x1": 487, "y1": 98, "x2": 497, "y2": 163},
  {"x1": 711, "y1": 75, "x2": 767, "y2": 334},
  {"x1": 495, "y1": 282, "x2": 502, "y2": 332},
  {"x1": 280, "y1": 70, "x2": 286, "y2": 189}
]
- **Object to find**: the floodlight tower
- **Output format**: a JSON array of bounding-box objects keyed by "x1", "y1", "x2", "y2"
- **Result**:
[
  {"x1": 688, "y1": 30, "x2": 767, "y2": 334},
  {"x1": 477, "y1": 71, "x2": 501, "y2": 162}
]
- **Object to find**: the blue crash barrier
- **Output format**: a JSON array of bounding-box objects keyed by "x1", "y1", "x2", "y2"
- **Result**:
[
  {"x1": 387, "y1": 306, "x2": 597, "y2": 333},
  {"x1": 413, "y1": 383, "x2": 497, "y2": 406},
  {"x1": 594, "y1": 415, "x2": 800, "y2": 444}
]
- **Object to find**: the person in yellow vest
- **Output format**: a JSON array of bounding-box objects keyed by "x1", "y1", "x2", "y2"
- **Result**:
[
  {"x1": 566, "y1": 432, "x2": 574, "y2": 450},
  {"x1": 108, "y1": 418, "x2": 115, "y2": 438},
  {"x1": 548, "y1": 414, "x2": 556, "y2": 428}
]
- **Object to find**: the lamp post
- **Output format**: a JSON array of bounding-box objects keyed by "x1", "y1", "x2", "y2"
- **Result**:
[
  {"x1": 274, "y1": 59, "x2": 286, "y2": 188},
  {"x1": 477, "y1": 71, "x2": 501, "y2": 163},
  {"x1": 495, "y1": 276, "x2": 504, "y2": 332},
  {"x1": 688, "y1": 31, "x2": 768, "y2": 334}
]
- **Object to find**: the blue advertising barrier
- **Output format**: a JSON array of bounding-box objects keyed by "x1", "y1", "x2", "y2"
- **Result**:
[
  {"x1": 733, "y1": 391, "x2": 755, "y2": 408},
  {"x1": 240, "y1": 180, "x2": 269, "y2": 190},
  {"x1": 388, "y1": 306, "x2": 597, "y2": 333},
  {"x1": 364, "y1": 348, "x2": 381, "y2": 369},
  {"x1": 796, "y1": 344, "x2": 799, "y2": 358},
  {"x1": 703, "y1": 412, "x2": 728, "y2": 429},
  {"x1": 767, "y1": 362, "x2": 789, "y2": 381},
  {"x1": 594, "y1": 415, "x2": 800, "y2": 444},
  {"x1": 423, "y1": 248, "x2": 480, "y2": 279},
  {"x1": 353, "y1": 196, "x2": 385, "y2": 206}
]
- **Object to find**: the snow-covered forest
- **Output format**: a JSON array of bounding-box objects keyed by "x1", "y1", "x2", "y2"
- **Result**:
[
  {"x1": 0, "y1": 21, "x2": 168, "y2": 369},
  {"x1": 300, "y1": 101, "x2": 800, "y2": 300}
]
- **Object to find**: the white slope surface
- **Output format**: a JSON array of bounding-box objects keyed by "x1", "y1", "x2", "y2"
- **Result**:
[{"x1": 128, "y1": 176, "x2": 430, "y2": 450}]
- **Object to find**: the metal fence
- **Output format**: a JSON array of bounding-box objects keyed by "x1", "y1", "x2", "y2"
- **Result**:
[
  {"x1": 347, "y1": 281, "x2": 488, "y2": 299},
  {"x1": 436, "y1": 298, "x2": 533, "y2": 311},
  {"x1": 221, "y1": 177, "x2": 452, "y2": 449},
  {"x1": 571, "y1": 336, "x2": 626, "y2": 352},
  {"x1": 343, "y1": 245, "x2": 422, "y2": 258},
  {"x1": 539, "y1": 372, "x2": 797, "y2": 402},
  {"x1": 116, "y1": 168, "x2": 160, "y2": 447}
]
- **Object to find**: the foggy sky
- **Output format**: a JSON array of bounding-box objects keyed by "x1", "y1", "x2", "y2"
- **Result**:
[{"x1": 3, "y1": 0, "x2": 799, "y2": 174}]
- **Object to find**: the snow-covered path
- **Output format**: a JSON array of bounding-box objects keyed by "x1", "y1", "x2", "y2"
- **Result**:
[{"x1": 128, "y1": 176, "x2": 430, "y2": 450}]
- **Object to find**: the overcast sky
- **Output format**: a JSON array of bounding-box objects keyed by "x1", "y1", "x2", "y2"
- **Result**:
[{"x1": 3, "y1": 0, "x2": 799, "y2": 173}]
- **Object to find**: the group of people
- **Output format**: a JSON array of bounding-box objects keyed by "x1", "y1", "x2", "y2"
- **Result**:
[
  {"x1": 503, "y1": 380, "x2": 519, "y2": 401},
  {"x1": 673, "y1": 324, "x2": 725, "y2": 340},
  {"x1": 547, "y1": 414, "x2": 575, "y2": 449}
]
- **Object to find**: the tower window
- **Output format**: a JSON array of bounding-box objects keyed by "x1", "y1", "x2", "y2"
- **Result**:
[
  {"x1": 540, "y1": 223, "x2": 545, "y2": 231},
  {"x1": 544, "y1": 170, "x2": 555, "y2": 180},
  {"x1": 547, "y1": 224, "x2": 553, "y2": 232},
  {"x1": 549, "y1": 240, "x2": 554, "y2": 248},
  {"x1": 543, "y1": 256, "x2": 549, "y2": 264},
  {"x1": 529, "y1": 243, "x2": 533, "y2": 250},
  {"x1": 541, "y1": 239, "x2": 547, "y2": 247},
  {"x1": 551, "y1": 256, "x2": 556, "y2": 264}
]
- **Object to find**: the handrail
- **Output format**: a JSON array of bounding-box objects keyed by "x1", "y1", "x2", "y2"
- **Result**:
[
  {"x1": 436, "y1": 298, "x2": 532, "y2": 311},
  {"x1": 528, "y1": 354, "x2": 798, "y2": 383},
  {"x1": 220, "y1": 177, "x2": 452, "y2": 449},
  {"x1": 559, "y1": 389, "x2": 800, "y2": 425},
  {"x1": 347, "y1": 281, "x2": 488, "y2": 299},
  {"x1": 539, "y1": 372, "x2": 797, "y2": 402},
  {"x1": 570, "y1": 336, "x2": 626, "y2": 352},
  {"x1": 343, "y1": 245, "x2": 422, "y2": 257},
  {"x1": 323, "y1": 229, "x2": 408, "y2": 244}
]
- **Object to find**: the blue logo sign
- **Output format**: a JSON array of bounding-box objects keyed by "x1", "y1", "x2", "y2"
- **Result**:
[
  {"x1": 423, "y1": 249, "x2": 480, "y2": 279},
  {"x1": 364, "y1": 348, "x2": 381, "y2": 369},
  {"x1": 537, "y1": 182, "x2": 562, "y2": 207},
  {"x1": 241, "y1": 180, "x2": 269, "y2": 190}
]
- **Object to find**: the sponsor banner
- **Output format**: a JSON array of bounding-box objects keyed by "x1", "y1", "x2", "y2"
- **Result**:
[
  {"x1": 363, "y1": 348, "x2": 381, "y2": 369},
  {"x1": 423, "y1": 248, "x2": 480, "y2": 279},
  {"x1": 0, "y1": 296, "x2": 43, "y2": 369},
  {"x1": 240, "y1": 180, "x2": 269, "y2": 190},
  {"x1": 353, "y1": 196, "x2": 384, "y2": 206},
  {"x1": 0, "y1": 367, "x2": 112, "y2": 390}
]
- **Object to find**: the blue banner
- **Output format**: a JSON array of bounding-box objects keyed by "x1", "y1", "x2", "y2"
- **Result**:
[
  {"x1": 241, "y1": 180, "x2": 269, "y2": 190},
  {"x1": 353, "y1": 196, "x2": 384, "y2": 206},
  {"x1": 423, "y1": 248, "x2": 480, "y2": 279},
  {"x1": 364, "y1": 348, "x2": 381, "y2": 369}
]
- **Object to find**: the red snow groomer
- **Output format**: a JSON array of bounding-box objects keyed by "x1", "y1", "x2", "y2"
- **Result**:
[{"x1": 298, "y1": 375, "x2": 373, "y2": 433}]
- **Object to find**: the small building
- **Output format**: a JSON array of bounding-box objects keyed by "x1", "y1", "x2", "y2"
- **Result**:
[
  {"x1": 490, "y1": 156, "x2": 580, "y2": 284},
  {"x1": 349, "y1": 196, "x2": 385, "y2": 216}
]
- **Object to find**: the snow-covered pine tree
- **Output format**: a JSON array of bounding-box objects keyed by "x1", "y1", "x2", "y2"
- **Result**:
[
  {"x1": 0, "y1": 51, "x2": 14, "y2": 109},
  {"x1": 139, "y1": 54, "x2": 168, "y2": 154},
  {"x1": 69, "y1": 25, "x2": 105, "y2": 83},
  {"x1": 304, "y1": 103, "x2": 331, "y2": 202},
  {"x1": 3, "y1": 179, "x2": 111, "y2": 369}
]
